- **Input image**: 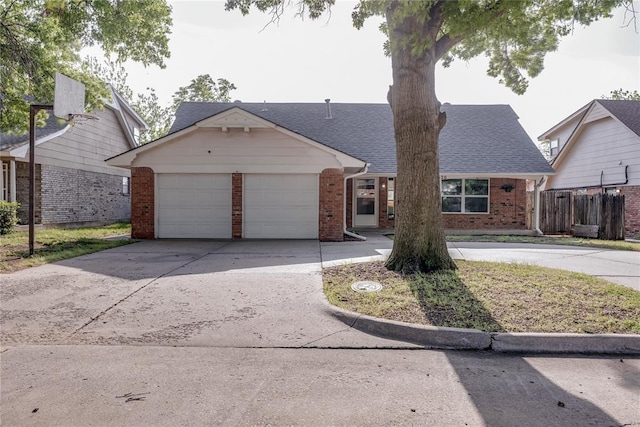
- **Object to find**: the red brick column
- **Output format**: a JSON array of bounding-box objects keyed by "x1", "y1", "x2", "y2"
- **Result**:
[
  {"x1": 131, "y1": 167, "x2": 155, "y2": 239},
  {"x1": 232, "y1": 173, "x2": 243, "y2": 239},
  {"x1": 345, "y1": 178, "x2": 353, "y2": 228},
  {"x1": 620, "y1": 186, "x2": 640, "y2": 239},
  {"x1": 319, "y1": 169, "x2": 344, "y2": 241}
]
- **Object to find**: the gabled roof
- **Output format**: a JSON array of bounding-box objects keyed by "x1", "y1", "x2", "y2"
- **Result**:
[
  {"x1": 166, "y1": 102, "x2": 553, "y2": 176},
  {"x1": 538, "y1": 99, "x2": 640, "y2": 168},
  {"x1": 0, "y1": 86, "x2": 147, "y2": 155},
  {"x1": 597, "y1": 99, "x2": 640, "y2": 137},
  {"x1": 0, "y1": 114, "x2": 67, "y2": 152}
]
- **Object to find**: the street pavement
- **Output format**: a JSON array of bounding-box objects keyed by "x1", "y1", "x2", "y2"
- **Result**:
[{"x1": 1, "y1": 237, "x2": 639, "y2": 425}]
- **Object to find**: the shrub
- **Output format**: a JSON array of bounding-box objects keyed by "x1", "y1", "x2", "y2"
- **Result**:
[{"x1": 0, "y1": 201, "x2": 20, "y2": 235}]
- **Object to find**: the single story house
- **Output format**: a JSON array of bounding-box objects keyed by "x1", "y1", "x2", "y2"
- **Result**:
[
  {"x1": 106, "y1": 101, "x2": 554, "y2": 241},
  {"x1": 538, "y1": 99, "x2": 640, "y2": 239},
  {"x1": 1, "y1": 87, "x2": 146, "y2": 226}
]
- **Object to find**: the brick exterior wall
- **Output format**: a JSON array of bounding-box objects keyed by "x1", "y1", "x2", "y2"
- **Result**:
[
  {"x1": 621, "y1": 186, "x2": 640, "y2": 239},
  {"x1": 232, "y1": 173, "x2": 243, "y2": 239},
  {"x1": 346, "y1": 178, "x2": 353, "y2": 228},
  {"x1": 442, "y1": 178, "x2": 527, "y2": 229},
  {"x1": 378, "y1": 177, "x2": 395, "y2": 229},
  {"x1": 131, "y1": 167, "x2": 155, "y2": 239},
  {"x1": 15, "y1": 161, "x2": 41, "y2": 224},
  {"x1": 39, "y1": 164, "x2": 130, "y2": 224},
  {"x1": 319, "y1": 168, "x2": 344, "y2": 241}
]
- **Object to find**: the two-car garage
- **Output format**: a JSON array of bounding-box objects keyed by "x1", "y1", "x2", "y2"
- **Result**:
[{"x1": 156, "y1": 173, "x2": 319, "y2": 239}]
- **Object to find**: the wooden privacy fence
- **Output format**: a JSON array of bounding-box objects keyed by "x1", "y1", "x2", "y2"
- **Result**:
[{"x1": 540, "y1": 191, "x2": 625, "y2": 240}]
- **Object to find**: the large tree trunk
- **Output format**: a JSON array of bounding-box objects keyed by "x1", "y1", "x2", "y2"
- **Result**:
[{"x1": 384, "y1": 8, "x2": 456, "y2": 274}]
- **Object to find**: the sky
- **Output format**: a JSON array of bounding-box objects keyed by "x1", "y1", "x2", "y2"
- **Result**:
[{"x1": 119, "y1": 0, "x2": 640, "y2": 142}]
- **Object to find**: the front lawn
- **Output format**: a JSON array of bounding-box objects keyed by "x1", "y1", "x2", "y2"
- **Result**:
[
  {"x1": 1, "y1": 223, "x2": 135, "y2": 273},
  {"x1": 324, "y1": 261, "x2": 640, "y2": 334}
]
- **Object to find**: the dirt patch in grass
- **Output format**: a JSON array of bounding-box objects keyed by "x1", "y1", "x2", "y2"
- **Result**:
[
  {"x1": 323, "y1": 261, "x2": 640, "y2": 334},
  {"x1": 1, "y1": 223, "x2": 135, "y2": 273}
]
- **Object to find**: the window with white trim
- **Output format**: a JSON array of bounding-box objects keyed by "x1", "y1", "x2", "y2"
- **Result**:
[
  {"x1": 1, "y1": 162, "x2": 7, "y2": 201},
  {"x1": 122, "y1": 176, "x2": 130, "y2": 195},
  {"x1": 442, "y1": 178, "x2": 489, "y2": 213},
  {"x1": 549, "y1": 139, "x2": 559, "y2": 157},
  {"x1": 387, "y1": 177, "x2": 395, "y2": 220}
]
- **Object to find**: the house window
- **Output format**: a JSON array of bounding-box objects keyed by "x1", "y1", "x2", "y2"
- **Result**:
[
  {"x1": 549, "y1": 139, "x2": 559, "y2": 157},
  {"x1": 122, "y1": 176, "x2": 130, "y2": 195},
  {"x1": 1, "y1": 162, "x2": 7, "y2": 201},
  {"x1": 133, "y1": 126, "x2": 140, "y2": 145},
  {"x1": 442, "y1": 178, "x2": 489, "y2": 213},
  {"x1": 387, "y1": 177, "x2": 395, "y2": 220}
]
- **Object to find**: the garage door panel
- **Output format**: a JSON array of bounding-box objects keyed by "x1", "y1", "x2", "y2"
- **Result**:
[
  {"x1": 244, "y1": 174, "x2": 318, "y2": 239},
  {"x1": 157, "y1": 174, "x2": 231, "y2": 239}
]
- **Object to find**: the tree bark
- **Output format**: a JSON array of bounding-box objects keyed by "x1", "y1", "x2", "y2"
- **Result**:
[{"x1": 384, "y1": 6, "x2": 456, "y2": 274}]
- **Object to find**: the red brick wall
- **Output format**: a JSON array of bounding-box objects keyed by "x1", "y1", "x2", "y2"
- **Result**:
[
  {"x1": 442, "y1": 178, "x2": 527, "y2": 230},
  {"x1": 378, "y1": 177, "x2": 395, "y2": 229},
  {"x1": 621, "y1": 186, "x2": 640, "y2": 239},
  {"x1": 131, "y1": 167, "x2": 155, "y2": 239},
  {"x1": 346, "y1": 178, "x2": 353, "y2": 228},
  {"x1": 319, "y1": 168, "x2": 344, "y2": 241},
  {"x1": 232, "y1": 173, "x2": 243, "y2": 239}
]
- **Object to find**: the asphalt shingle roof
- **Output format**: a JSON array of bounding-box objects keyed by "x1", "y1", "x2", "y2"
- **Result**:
[
  {"x1": 597, "y1": 99, "x2": 640, "y2": 137},
  {"x1": 168, "y1": 102, "x2": 554, "y2": 175},
  {"x1": 0, "y1": 114, "x2": 66, "y2": 151}
]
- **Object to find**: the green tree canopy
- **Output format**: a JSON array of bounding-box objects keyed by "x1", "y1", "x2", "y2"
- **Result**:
[
  {"x1": 0, "y1": 0, "x2": 172, "y2": 133},
  {"x1": 227, "y1": 0, "x2": 635, "y2": 273},
  {"x1": 90, "y1": 60, "x2": 237, "y2": 144},
  {"x1": 603, "y1": 88, "x2": 640, "y2": 100}
]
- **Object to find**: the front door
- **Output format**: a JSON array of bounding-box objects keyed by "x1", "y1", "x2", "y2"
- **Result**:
[{"x1": 354, "y1": 178, "x2": 377, "y2": 227}]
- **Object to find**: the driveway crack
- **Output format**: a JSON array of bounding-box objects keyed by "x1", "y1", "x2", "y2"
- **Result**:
[{"x1": 70, "y1": 251, "x2": 217, "y2": 336}]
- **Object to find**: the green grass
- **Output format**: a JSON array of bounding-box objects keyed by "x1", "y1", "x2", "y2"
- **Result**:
[
  {"x1": 323, "y1": 261, "x2": 640, "y2": 334},
  {"x1": 1, "y1": 223, "x2": 135, "y2": 273},
  {"x1": 444, "y1": 234, "x2": 640, "y2": 252}
]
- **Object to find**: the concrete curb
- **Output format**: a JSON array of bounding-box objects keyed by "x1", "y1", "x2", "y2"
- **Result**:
[{"x1": 321, "y1": 299, "x2": 640, "y2": 355}]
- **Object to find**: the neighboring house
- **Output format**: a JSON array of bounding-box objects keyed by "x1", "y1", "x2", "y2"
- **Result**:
[
  {"x1": 539, "y1": 99, "x2": 640, "y2": 238},
  {"x1": 106, "y1": 101, "x2": 553, "y2": 241},
  {"x1": 0, "y1": 87, "x2": 146, "y2": 226}
]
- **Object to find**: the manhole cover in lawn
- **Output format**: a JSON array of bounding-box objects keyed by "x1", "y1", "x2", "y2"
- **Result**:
[{"x1": 351, "y1": 281, "x2": 383, "y2": 292}]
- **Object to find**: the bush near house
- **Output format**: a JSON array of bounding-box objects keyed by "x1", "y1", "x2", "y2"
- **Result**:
[{"x1": 0, "y1": 201, "x2": 19, "y2": 235}]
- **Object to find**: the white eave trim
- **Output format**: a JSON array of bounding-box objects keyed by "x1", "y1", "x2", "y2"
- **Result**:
[
  {"x1": 7, "y1": 125, "x2": 71, "y2": 159},
  {"x1": 537, "y1": 101, "x2": 592, "y2": 141},
  {"x1": 106, "y1": 107, "x2": 367, "y2": 170},
  {"x1": 439, "y1": 172, "x2": 555, "y2": 179}
]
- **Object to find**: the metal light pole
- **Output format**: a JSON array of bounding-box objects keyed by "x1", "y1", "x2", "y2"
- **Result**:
[{"x1": 29, "y1": 104, "x2": 53, "y2": 256}]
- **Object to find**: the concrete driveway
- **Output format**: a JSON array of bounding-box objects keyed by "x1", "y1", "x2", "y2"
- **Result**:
[
  {"x1": 1, "y1": 240, "x2": 413, "y2": 349},
  {"x1": 2, "y1": 236, "x2": 638, "y2": 350},
  {"x1": 322, "y1": 232, "x2": 640, "y2": 291}
]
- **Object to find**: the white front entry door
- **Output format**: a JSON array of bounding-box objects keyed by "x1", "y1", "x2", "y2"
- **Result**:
[{"x1": 353, "y1": 177, "x2": 377, "y2": 227}]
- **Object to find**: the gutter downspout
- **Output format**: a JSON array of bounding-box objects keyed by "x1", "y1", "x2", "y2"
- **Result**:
[
  {"x1": 344, "y1": 163, "x2": 370, "y2": 241},
  {"x1": 534, "y1": 176, "x2": 547, "y2": 235}
]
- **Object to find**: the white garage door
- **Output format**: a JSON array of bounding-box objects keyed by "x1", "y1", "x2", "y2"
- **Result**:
[
  {"x1": 244, "y1": 174, "x2": 318, "y2": 239},
  {"x1": 157, "y1": 174, "x2": 231, "y2": 238}
]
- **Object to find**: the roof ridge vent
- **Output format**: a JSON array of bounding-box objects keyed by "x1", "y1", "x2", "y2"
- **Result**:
[
  {"x1": 324, "y1": 98, "x2": 332, "y2": 119},
  {"x1": 261, "y1": 100, "x2": 268, "y2": 112}
]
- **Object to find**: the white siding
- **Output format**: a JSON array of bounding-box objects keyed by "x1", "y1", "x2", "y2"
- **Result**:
[
  {"x1": 34, "y1": 108, "x2": 132, "y2": 177},
  {"x1": 131, "y1": 128, "x2": 342, "y2": 174},
  {"x1": 547, "y1": 117, "x2": 640, "y2": 189}
]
